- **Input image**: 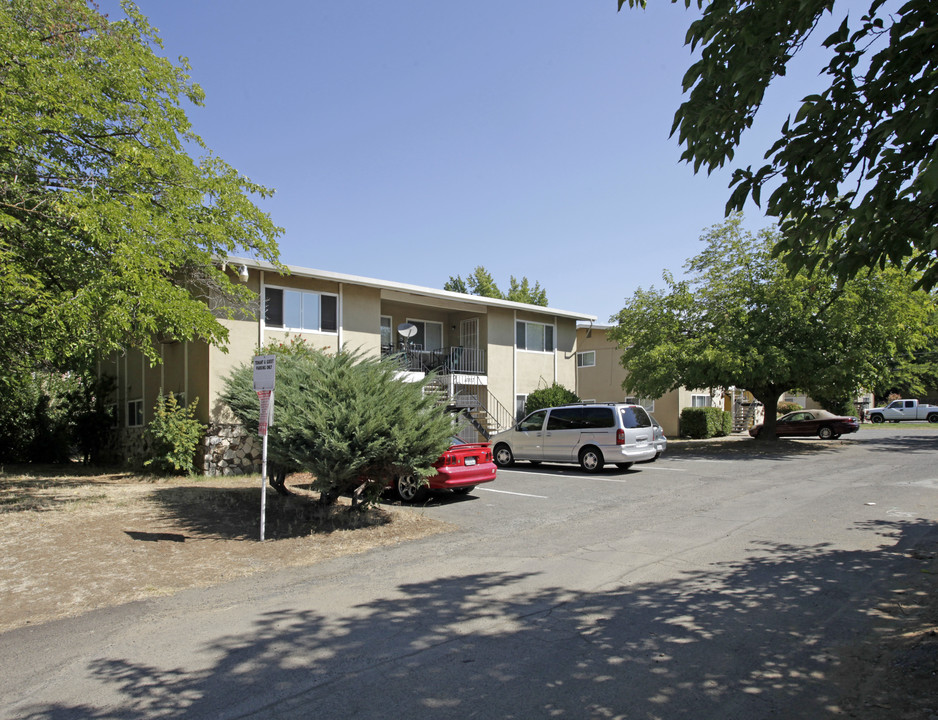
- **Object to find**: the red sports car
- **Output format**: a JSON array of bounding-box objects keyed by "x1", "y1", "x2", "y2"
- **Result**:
[
  {"x1": 749, "y1": 409, "x2": 860, "y2": 440},
  {"x1": 391, "y1": 438, "x2": 497, "y2": 502}
]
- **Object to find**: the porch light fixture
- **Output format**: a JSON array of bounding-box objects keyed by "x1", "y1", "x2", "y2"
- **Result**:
[{"x1": 238, "y1": 265, "x2": 249, "y2": 282}]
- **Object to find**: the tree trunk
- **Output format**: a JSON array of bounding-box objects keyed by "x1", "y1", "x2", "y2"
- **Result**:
[
  {"x1": 751, "y1": 387, "x2": 785, "y2": 440},
  {"x1": 268, "y1": 464, "x2": 291, "y2": 495}
]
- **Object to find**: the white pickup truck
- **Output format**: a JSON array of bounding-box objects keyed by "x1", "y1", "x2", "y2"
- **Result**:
[{"x1": 867, "y1": 399, "x2": 938, "y2": 424}]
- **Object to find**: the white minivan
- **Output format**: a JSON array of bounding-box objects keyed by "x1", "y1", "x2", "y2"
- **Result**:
[{"x1": 491, "y1": 403, "x2": 662, "y2": 472}]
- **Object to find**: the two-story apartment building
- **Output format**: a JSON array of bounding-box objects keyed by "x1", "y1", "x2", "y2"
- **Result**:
[{"x1": 104, "y1": 259, "x2": 595, "y2": 474}]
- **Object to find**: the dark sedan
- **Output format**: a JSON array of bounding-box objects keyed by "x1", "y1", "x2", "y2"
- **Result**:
[{"x1": 749, "y1": 409, "x2": 860, "y2": 440}]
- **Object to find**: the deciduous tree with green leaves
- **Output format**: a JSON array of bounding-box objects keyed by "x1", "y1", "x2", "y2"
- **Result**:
[
  {"x1": 610, "y1": 215, "x2": 936, "y2": 439},
  {"x1": 620, "y1": 0, "x2": 938, "y2": 289},
  {"x1": 221, "y1": 342, "x2": 454, "y2": 509},
  {"x1": 0, "y1": 0, "x2": 282, "y2": 374},
  {"x1": 445, "y1": 266, "x2": 548, "y2": 306}
]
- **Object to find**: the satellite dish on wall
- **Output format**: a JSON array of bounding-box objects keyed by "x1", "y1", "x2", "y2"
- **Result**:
[{"x1": 397, "y1": 322, "x2": 418, "y2": 339}]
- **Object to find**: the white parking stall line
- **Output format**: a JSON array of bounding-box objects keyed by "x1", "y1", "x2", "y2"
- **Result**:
[
  {"x1": 478, "y1": 488, "x2": 548, "y2": 499},
  {"x1": 638, "y1": 464, "x2": 687, "y2": 472}
]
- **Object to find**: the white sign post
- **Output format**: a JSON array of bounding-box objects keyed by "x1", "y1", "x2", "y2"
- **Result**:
[{"x1": 253, "y1": 355, "x2": 276, "y2": 541}]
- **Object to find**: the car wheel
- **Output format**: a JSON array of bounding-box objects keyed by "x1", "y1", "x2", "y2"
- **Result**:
[
  {"x1": 579, "y1": 446, "x2": 604, "y2": 473},
  {"x1": 451, "y1": 486, "x2": 475, "y2": 495},
  {"x1": 818, "y1": 425, "x2": 834, "y2": 440},
  {"x1": 928, "y1": 414, "x2": 938, "y2": 424},
  {"x1": 870, "y1": 414, "x2": 884, "y2": 424},
  {"x1": 493, "y1": 444, "x2": 514, "y2": 467},
  {"x1": 616, "y1": 462, "x2": 633, "y2": 470},
  {"x1": 394, "y1": 476, "x2": 427, "y2": 503}
]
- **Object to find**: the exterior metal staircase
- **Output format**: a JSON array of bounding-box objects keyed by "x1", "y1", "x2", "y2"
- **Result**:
[
  {"x1": 424, "y1": 375, "x2": 514, "y2": 442},
  {"x1": 733, "y1": 400, "x2": 760, "y2": 432}
]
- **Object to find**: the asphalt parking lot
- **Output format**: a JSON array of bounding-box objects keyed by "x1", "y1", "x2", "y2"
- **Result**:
[{"x1": 2, "y1": 427, "x2": 935, "y2": 719}]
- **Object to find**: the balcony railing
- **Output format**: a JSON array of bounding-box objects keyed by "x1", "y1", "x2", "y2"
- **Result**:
[{"x1": 383, "y1": 345, "x2": 486, "y2": 375}]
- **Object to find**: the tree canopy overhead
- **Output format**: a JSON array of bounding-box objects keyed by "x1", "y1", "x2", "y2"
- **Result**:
[
  {"x1": 621, "y1": 0, "x2": 938, "y2": 289},
  {"x1": 610, "y1": 215, "x2": 936, "y2": 439},
  {"x1": 445, "y1": 266, "x2": 549, "y2": 306},
  {"x1": 0, "y1": 0, "x2": 282, "y2": 371}
]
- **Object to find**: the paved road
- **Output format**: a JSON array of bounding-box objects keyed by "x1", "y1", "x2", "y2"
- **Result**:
[{"x1": 2, "y1": 428, "x2": 936, "y2": 719}]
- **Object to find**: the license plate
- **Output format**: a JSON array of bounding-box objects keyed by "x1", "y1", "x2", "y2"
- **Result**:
[{"x1": 464, "y1": 457, "x2": 476, "y2": 466}]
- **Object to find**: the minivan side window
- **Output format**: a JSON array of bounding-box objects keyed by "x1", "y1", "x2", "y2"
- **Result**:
[
  {"x1": 518, "y1": 410, "x2": 547, "y2": 432},
  {"x1": 620, "y1": 406, "x2": 652, "y2": 429},
  {"x1": 547, "y1": 408, "x2": 580, "y2": 430},
  {"x1": 546, "y1": 407, "x2": 615, "y2": 430},
  {"x1": 581, "y1": 407, "x2": 615, "y2": 428}
]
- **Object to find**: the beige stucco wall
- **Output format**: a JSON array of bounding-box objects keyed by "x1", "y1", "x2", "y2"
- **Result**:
[
  {"x1": 575, "y1": 327, "x2": 728, "y2": 437},
  {"x1": 575, "y1": 327, "x2": 628, "y2": 404},
  {"x1": 340, "y1": 283, "x2": 381, "y2": 356},
  {"x1": 208, "y1": 318, "x2": 259, "y2": 423},
  {"x1": 485, "y1": 307, "x2": 516, "y2": 417}
]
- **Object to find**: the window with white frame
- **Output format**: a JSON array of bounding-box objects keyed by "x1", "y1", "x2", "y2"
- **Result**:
[
  {"x1": 128, "y1": 399, "x2": 144, "y2": 427},
  {"x1": 691, "y1": 394, "x2": 711, "y2": 408},
  {"x1": 516, "y1": 321, "x2": 554, "y2": 352},
  {"x1": 577, "y1": 350, "x2": 596, "y2": 368},
  {"x1": 264, "y1": 287, "x2": 337, "y2": 333},
  {"x1": 407, "y1": 319, "x2": 443, "y2": 351},
  {"x1": 380, "y1": 316, "x2": 393, "y2": 349},
  {"x1": 515, "y1": 394, "x2": 528, "y2": 422},
  {"x1": 625, "y1": 396, "x2": 655, "y2": 412}
]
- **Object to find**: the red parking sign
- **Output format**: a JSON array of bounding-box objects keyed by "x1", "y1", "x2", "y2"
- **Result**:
[{"x1": 257, "y1": 390, "x2": 272, "y2": 436}]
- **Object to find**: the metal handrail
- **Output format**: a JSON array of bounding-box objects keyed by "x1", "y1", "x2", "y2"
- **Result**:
[{"x1": 384, "y1": 345, "x2": 486, "y2": 375}]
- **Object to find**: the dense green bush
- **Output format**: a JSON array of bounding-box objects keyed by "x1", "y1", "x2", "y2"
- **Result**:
[
  {"x1": 680, "y1": 407, "x2": 732, "y2": 439},
  {"x1": 221, "y1": 342, "x2": 454, "y2": 509},
  {"x1": 144, "y1": 392, "x2": 205, "y2": 474},
  {"x1": 776, "y1": 401, "x2": 802, "y2": 415},
  {"x1": 524, "y1": 382, "x2": 580, "y2": 415},
  {"x1": 0, "y1": 370, "x2": 99, "y2": 463}
]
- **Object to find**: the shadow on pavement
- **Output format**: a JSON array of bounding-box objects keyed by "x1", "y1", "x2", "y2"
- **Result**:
[{"x1": 10, "y1": 519, "x2": 937, "y2": 719}]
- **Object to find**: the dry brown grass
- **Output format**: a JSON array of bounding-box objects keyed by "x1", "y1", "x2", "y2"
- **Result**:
[{"x1": 0, "y1": 466, "x2": 452, "y2": 632}]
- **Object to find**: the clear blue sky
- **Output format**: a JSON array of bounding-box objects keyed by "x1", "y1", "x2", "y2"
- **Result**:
[{"x1": 101, "y1": 0, "x2": 836, "y2": 322}]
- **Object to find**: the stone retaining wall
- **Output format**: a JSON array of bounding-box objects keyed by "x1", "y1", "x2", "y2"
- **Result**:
[
  {"x1": 201, "y1": 423, "x2": 262, "y2": 476},
  {"x1": 113, "y1": 423, "x2": 262, "y2": 476}
]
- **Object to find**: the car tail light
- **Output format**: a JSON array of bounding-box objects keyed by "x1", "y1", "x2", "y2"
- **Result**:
[{"x1": 616, "y1": 429, "x2": 625, "y2": 445}]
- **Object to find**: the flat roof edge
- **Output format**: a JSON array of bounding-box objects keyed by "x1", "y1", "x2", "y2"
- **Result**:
[{"x1": 228, "y1": 256, "x2": 597, "y2": 322}]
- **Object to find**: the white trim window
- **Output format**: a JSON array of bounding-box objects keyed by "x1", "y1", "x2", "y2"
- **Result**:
[
  {"x1": 625, "y1": 396, "x2": 655, "y2": 412},
  {"x1": 265, "y1": 287, "x2": 338, "y2": 333},
  {"x1": 407, "y1": 319, "x2": 443, "y2": 351},
  {"x1": 516, "y1": 321, "x2": 554, "y2": 353},
  {"x1": 515, "y1": 394, "x2": 528, "y2": 422},
  {"x1": 380, "y1": 316, "x2": 393, "y2": 349},
  {"x1": 691, "y1": 394, "x2": 711, "y2": 408},
  {"x1": 577, "y1": 350, "x2": 596, "y2": 368},
  {"x1": 128, "y1": 399, "x2": 144, "y2": 427}
]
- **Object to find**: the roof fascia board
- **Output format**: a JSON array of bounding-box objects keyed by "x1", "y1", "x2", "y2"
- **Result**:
[{"x1": 228, "y1": 257, "x2": 596, "y2": 322}]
